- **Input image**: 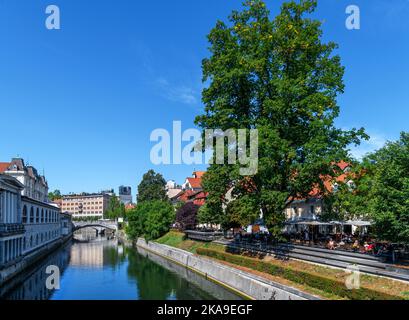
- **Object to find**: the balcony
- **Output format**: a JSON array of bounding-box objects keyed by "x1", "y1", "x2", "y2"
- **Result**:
[{"x1": 0, "y1": 223, "x2": 25, "y2": 236}]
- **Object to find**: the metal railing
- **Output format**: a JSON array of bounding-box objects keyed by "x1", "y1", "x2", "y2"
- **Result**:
[{"x1": 0, "y1": 223, "x2": 25, "y2": 236}]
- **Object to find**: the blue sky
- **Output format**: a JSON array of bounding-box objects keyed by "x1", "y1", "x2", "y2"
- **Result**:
[{"x1": 0, "y1": 0, "x2": 408, "y2": 199}]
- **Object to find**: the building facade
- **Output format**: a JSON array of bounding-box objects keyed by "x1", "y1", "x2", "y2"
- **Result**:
[
  {"x1": 0, "y1": 174, "x2": 25, "y2": 267},
  {"x1": 118, "y1": 186, "x2": 132, "y2": 205},
  {"x1": 21, "y1": 197, "x2": 62, "y2": 255},
  {"x1": 60, "y1": 212, "x2": 73, "y2": 236},
  {"x1": 61, "y1": 193, "x2": 112, "y2": 219},
  {"x1": 284, "y1": 161, "x2": 353, "y2": 222},
  {"x1": 0, "y1": 158, "x2": 48, "y2": 203}
]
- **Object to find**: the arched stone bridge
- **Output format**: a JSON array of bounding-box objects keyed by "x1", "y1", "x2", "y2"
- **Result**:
[{"x1": 73, "y1": 220, "x2": 118, "y2": 232}]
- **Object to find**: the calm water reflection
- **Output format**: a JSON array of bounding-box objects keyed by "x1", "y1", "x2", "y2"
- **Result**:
[{"x1": 2, "y1": 234, "x2": 242, "y2": 300}]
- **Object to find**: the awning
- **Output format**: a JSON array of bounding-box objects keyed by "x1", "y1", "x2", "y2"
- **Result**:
[
  {"x1": 285, "y1": 220, "x2": 330, "y2": 226},
  {"x1": 343, "y1": 220, "x2": 372, "y2": 227},
  {"x1": 285, "y1": 220, "x2": 371, "y2": 226}
]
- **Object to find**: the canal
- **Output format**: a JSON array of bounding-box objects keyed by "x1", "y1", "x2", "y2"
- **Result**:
[{"x1": 1, "y1": 232, "x2": 243, "y2": 300}]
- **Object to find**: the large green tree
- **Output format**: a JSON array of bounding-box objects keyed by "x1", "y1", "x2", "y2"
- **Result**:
[
  {"x1": 195, "y1": 0, "x2": 366, "y2": 235},
  {"x1": 48, "y1": 189, "x2": 62, "y2": 201},
  {"x1": 137, "y1": 170, "x2": 167, "y2": 203},
  {"x1": 365, "y1": 133, "x2": 409, "y2": 242},
  {"x1": 322, "y1": 133, "x2": 409, "y2": 242},
  {"x1": 105, "y1": 196, "x2": 126, "y2": 220},
  {"x1": 126, "y1": 200, "x2": 175, "y2": 241}
]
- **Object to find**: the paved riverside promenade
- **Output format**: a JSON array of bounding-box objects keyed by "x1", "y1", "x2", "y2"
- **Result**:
[
  {"x1": 214, "y1": 239, "x2": 409, "y2": 282},
  {"x1": 136, "y1": 238, "x2": 320, "y2": 300}
]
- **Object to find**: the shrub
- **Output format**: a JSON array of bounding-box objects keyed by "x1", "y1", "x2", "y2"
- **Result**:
[{"x1": 175, "y1": 202, "x2": 199, "y2": 231}]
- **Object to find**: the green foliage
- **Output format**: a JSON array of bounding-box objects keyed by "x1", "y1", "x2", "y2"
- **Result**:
[
  {"x1": 197, "y1": 202, "x2": 224, "y2": 227},
  {"x1": 125, "y1": 207, "x2": 145, "y2": 240},
  {"x1": 197, "y1": 248, "x2": 400, "y2": 300},
  {"x1": 137, "y1": 170, "x2": 167, "y2": 203},
  {"x1": 48, "y1": 189, "x2": 62, "y2": 201},
  {"x1": 321, "y1": 132, "x2": 409, "y2": 243},
  {"x1": 365, "y1": 133, "x2": 409, "y2": 242},
  {"x1": 194, "y1": 0, "x2": 366, "y2": 233},
  {"x1": 223, "y1": 196, "x2": 259, "y2": 230},
  {"x1": 126, "y1": 200, "x2": 175, "y2": 241},
  {"x1": 105, "y1": 196, "x2": 126, "y2": 220},
  {"x1": 321, "y1": 161, "x2": 370, "y2": 222}
]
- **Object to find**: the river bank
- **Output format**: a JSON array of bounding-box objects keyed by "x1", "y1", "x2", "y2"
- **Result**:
[
  {"x1": 135, "y1": 238, "x2": 319, "y2": 300},
  {"x1": 152, "y1": 231, "x2": 409, "y2": 300}
]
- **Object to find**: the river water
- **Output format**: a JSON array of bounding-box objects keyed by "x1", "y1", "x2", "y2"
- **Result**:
[{"x1": 1, "y1": 233, "x2": 242, "y2": 300}]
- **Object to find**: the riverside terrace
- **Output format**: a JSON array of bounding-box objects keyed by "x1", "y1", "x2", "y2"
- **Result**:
[{"x1": 212, "y1": 236, "x2": 409, "y2": 283}]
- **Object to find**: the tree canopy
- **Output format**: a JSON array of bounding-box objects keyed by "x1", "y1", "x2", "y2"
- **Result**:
[
  {"x1": 175, "y1": 202, "x2": 200, "y2": 230},
  {"x1": 365, "y1": 133, "x2": 409, "y2": 242},
  {"x1": 194, "y1": 0, "x2": 366, "y2": 235},
  {"x1": 48, "y1": 189, "x2": 62, "y2": 201},
  {"x1": 126, "y1": 200, "x2": 175, "y2": 241},
  {"x1": 105, "y1": 195, "x2": 126, "y2": 220},
  {"x1": 137, "y1": 170, "x2": 167, "y2": 203}
]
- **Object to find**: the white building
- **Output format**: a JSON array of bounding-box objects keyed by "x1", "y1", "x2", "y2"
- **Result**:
[
  {"x1": 21, "y1": 197, "x2": 62, "y2": 255},
  {"x1": 60, "y1": 212, "x2": 73, "y2": 236},
  {"x1": 0, "y1": 174, "x2": 25, "y2": 267},
  {"x1": 0, "y1": 158, "x2": 48, "y2": 203}
]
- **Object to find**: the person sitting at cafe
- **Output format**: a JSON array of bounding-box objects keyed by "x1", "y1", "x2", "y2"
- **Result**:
[
  {"x1": 365, "y1": 242, "x2": 375, "y2": 254},
  {"x1": 328, "y1": 239, "x2": 336, "y2": 250},
  {"x1": 352, "y1": 240, "x2": 360, "y2": 252}
]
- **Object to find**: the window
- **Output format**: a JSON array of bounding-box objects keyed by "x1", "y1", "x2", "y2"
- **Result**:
[
  {"x1": 30, "y1": 207, "x2": 34, "y2": 223},
  {"x1": 22, "y1": 205, "x2": 28, "y2": 223}
]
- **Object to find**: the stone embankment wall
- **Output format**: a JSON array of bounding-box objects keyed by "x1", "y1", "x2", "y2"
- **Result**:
[{"x1": 136, "y1": 238, "x2": 320, "y2": 301}]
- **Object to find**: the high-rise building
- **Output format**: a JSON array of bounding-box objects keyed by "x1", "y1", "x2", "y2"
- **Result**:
[{"x1": 118, "y1": 186, "x2": 132, "y2": 205}]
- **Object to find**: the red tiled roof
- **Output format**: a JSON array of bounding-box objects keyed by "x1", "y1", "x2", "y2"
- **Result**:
[
  {"x1": 187, "y1": 177, "x2": 202, "y2": 189},
  {"x1": 0, "y1": 162, "x2": 11, "y2": 173},
  {"x1": 290, "y1": 161, "x2": 353, "y2": 201},
  {"x1": 178, "y1": 190, "x2": 197, "y2": 202},
  {"x1": 125, "y1": 203, "x2": 136, "y2": 210},
  {"x1": 336, "y1": 160, "x2": 350, "y2": 171},
  {"x1": 193, "y1": 171, "x2": 206, "y2": 179}
]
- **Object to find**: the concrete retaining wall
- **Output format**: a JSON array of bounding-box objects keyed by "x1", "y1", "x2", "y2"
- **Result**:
[{"x1": 136, "y1": 238, "x2": 320, "y2": 300}]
